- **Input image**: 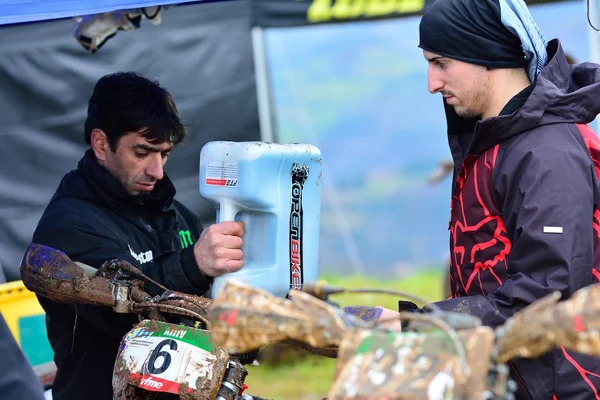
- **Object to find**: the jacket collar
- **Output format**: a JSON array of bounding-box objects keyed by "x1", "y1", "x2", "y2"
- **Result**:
[{"x1": 77, "y1": 149, "x2": 176, "y2": 212}]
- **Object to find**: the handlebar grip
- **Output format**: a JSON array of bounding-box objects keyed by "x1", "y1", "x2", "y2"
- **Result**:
[
  {"x1": 302, "y1": 281, "x2": 344, "y2": 300},
  {"x1": 20, "y1": 243, "x2": 118, "y2": 307}
]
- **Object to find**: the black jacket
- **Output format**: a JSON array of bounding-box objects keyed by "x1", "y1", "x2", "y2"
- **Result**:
[
  {"x1": 31, "y1": 150, "x2": 212, "y2": 400},
  {"x1": 432, "y1": 39, "x2": 600, "y2": 399}
]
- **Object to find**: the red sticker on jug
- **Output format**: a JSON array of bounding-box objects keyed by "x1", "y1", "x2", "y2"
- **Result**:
[{"x1": 205, "y1": 161, "x2": 238, "y2": 187}]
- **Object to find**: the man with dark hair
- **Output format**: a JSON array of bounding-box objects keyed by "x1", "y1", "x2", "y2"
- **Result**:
[
  {"x1": 381, "y1": 0, "x2": 600, "y2": 398},
  {"x1": 31, "y1": 72, "x2": 244, "y2": 399}
]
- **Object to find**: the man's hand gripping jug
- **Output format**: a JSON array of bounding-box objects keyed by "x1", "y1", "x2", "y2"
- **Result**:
[{"x1": 199, "y1": 141, "x2": 322, "y2": 299}]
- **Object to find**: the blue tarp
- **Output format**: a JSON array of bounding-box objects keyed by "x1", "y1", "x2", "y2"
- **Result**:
[{"x1": 0, "y1": 0, "x2": 215, "y2": 25}]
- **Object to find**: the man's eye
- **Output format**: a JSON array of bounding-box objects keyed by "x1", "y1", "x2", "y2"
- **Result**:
[
  {"x1": 436, "y1": 61, "x2": 446, "y2": 68},
  {"x1": 161, "y1": 153, "x2": 170, "y2": 160},
  {"x1": 135, "y1": 152, "x2": 148, "y2": 158}
]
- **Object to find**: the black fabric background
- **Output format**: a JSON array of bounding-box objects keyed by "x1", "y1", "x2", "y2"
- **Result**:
[{"x1": 0, "y1": 0, "x2": 260, "y2": 280}]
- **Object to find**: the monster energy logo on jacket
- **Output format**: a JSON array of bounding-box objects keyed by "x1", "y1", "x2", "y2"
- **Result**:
[
  {"x1": 179, "y1": 230, "x2": 193, "y2": 248},
  {"x1": 290, "y1": 163, "x2": 309, "y2": 291}
]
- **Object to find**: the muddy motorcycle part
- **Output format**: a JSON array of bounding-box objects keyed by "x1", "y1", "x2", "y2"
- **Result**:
[
  {"x1": 207, "y1": 280, "x2": 374, "y2": 355},
  {"x1": 113, "y1": 320, "x2": 256, "y2": 400},
  {"x1": 494, "y1": 284, "x2": 600, "y2": 363},
  {"x1": 20, "y1": 242, "x2": 128, "y2": 308},
  {"x1": 326, "y1": 326, "x2": 496, "y2": 400},
  {"x1": 20, "y1": 243, "x2": 214, "y2": 325}
]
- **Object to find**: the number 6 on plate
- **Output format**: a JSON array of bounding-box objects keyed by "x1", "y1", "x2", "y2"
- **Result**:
[{"x1": 147, "y1": 339, "x2": 178, "y2": 374}]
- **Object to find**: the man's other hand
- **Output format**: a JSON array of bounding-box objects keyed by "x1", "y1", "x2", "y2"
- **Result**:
[
  {"x1": 194, "y1": 221, "x2": 244, "y2": 277},
  {"x1": 377, "y1": 306, "x2": 402, "y2": 331}
]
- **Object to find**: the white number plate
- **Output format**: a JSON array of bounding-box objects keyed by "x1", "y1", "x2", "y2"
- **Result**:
[{"x1": 118, "y1": 321, "x2": 217, "y2": 395}]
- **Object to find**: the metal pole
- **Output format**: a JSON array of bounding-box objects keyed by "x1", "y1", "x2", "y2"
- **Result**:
[
  {"x1": 588, "y1": 0, "x2": 600, "y2": 133},
  {"x1": 268, "y1": 33, "x2": 367, "y2": 276},
  {"x1": 251, "y1": 26, "x2": 276, "y2": 143}
]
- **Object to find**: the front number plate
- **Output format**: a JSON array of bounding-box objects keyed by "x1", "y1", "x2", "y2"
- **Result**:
[{"x1": 118, "y1": 320, "x2": 218, "y2": 395}]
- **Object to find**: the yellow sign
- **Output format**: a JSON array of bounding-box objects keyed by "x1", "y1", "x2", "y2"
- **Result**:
[{"x1": 308, "y1": 0, "x2": 424, "y2": 23}]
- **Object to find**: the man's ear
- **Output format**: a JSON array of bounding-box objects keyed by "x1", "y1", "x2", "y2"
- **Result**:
[{"x1": 90, "y1": 128, "x2": 111, "y2": 161}]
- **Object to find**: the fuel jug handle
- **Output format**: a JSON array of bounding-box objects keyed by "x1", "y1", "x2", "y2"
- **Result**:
[{"x1": 218, "y1": 199, "x2": 239, "y2": 223}]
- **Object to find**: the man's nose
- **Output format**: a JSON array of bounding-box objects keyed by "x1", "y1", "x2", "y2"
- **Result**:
[
  {"x1": 427, "y1": 67, "x2": 444, "y2": 94},
  {"x1": 145, "y1": 154, "x2": 164, "y2": 181}
]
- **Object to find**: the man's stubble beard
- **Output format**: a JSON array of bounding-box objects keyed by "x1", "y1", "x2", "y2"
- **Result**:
[{"x1": 453, "y1": 86, "x2": 487, "y2": 119}]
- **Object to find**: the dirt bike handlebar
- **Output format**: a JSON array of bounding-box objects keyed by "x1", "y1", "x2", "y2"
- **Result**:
[
  {"x1": 302, "y1": 280, "x2": 442, "y2": 312},
  {"x1": 20, "y1": 243, "x2": 212, "y2": 324}
]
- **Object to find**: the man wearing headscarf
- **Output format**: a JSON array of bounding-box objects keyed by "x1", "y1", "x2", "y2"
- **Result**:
[{"x1": 392, "y1": 0, "x2": 600, "y2": 398}]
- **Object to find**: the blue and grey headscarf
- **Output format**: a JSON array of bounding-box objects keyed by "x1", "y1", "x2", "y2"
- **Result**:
[{"x1": 418, "y1": 0, "x2": 547, "y2": 82}]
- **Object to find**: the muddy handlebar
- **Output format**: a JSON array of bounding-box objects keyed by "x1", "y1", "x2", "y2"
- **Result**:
[
  {"x1": 20, "y1": 243, "x2": 212, "y2": 324},
  {"x1": 22, "y1": 242, "x2": 600, "y2": 374}
]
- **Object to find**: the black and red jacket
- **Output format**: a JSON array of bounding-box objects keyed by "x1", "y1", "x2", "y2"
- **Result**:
[{"x1": 432, "y1": 39, "x2": 600, "y2": 399}]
